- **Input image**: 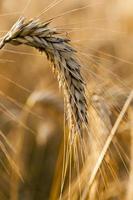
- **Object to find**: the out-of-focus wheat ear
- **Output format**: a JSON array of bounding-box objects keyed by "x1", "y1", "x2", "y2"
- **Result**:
[
  {"x1": 81, "y1": 90, "x2": 133, "y2": 200},
  {"x1": 88, "y1": 94, "x2": 112, "y2": 199},
  {"x1": 0, "y1": 17, "x2": 88, "y2": 135},
  {"x1": 127, "y1": 106, "x2": 133, "y2": 200},
  {"x1": 11, "y1": 89, "x2": 64, "y2": 200}
]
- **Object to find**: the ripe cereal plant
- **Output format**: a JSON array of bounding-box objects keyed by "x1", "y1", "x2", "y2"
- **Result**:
[
  {"x1": 0, "y1": 17, "x2": 88, "y2": 135},
  {"x1": 0, "y1": 1, "x2": 133, "y2": 200}
]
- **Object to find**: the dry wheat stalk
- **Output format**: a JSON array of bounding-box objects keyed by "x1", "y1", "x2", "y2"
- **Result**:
[{"x1": 0, "y1": 17, "x2": 88, "y2": 134}]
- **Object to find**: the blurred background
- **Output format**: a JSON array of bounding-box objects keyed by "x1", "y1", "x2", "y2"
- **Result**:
[{"x1": 0, "y1": 0, "x2": 133, "y2": 199}]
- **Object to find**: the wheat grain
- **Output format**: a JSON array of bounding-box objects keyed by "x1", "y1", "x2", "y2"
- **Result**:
[{"x1": 0, "y1": 17, "x2": 88, "y2": 134}]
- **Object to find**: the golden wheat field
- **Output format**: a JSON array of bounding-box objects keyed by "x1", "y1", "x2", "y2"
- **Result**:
[{"x1": 0, "y1": 0, "x2": 133, "y2": 199}]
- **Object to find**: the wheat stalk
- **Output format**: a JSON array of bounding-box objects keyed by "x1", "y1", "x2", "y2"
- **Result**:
[{"x1": 0, "y1": 17, "x2": 88, "y2": 134}]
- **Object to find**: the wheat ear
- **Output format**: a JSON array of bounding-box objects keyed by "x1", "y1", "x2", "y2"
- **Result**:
[{"x1": 0, "y1": 17, "x2": 88, "y2": 134}]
